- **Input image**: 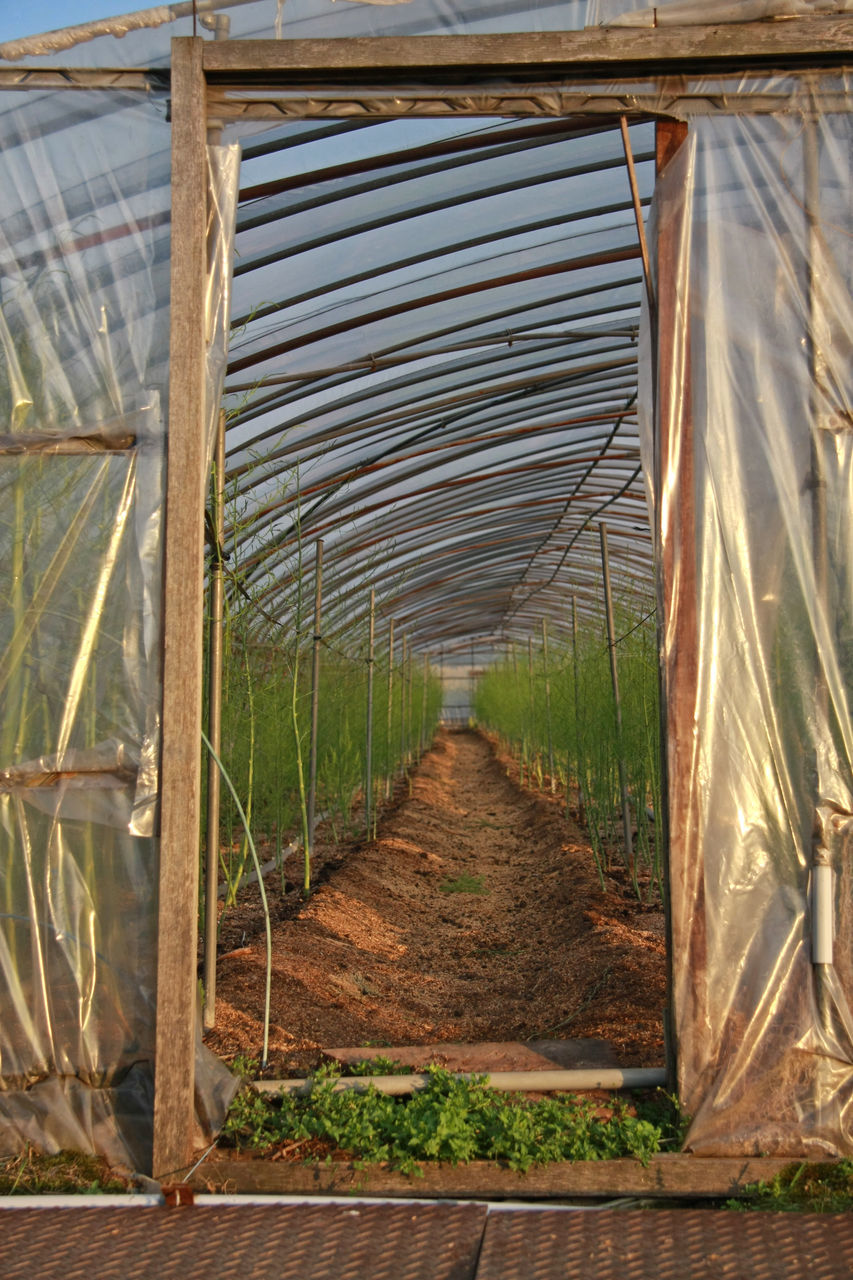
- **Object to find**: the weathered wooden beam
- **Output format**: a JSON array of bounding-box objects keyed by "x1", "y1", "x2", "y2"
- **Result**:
[
  {"x1": 153, "y1": 35, "x2": 208, "y2": 1181},
  {"x1": 189, "y1": 1154, "x2": 815, "y2": 1200},
  {"x1": 202, "y1": 20, "x2": 853, "y2": 77}
]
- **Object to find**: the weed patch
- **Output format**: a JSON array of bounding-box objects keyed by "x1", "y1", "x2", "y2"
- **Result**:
[
  {"x1": 726, "y1": 1160, "x2": 853, "y2": 1213},
  {"x1": 0, "y1": 1147, "x2": 127, "y2": 1195}
]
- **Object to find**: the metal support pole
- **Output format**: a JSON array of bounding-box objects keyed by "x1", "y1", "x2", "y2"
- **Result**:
[
  {"x1": 385, "y1": 618, "x2": 395, "y2": 798},
  {"x1": 399, "y1": 631, "x2": 407, "y2": 771},
  {"x1": 600, "y1": 522, "x2": 634, "y2": 879},
  {"x1": 365, "y1": 589, "x2": 375, "y2": 837},
  {"x1": 804, "y1": 113, "x2": 835, "y2": 1049},
  {"x1": 527, "y1": 633, "x2": 535, "y2": 786},
  {"x1": 543, "y1": 616, "x2": 555, "y2": 793},
  {"x1": 571, "y1": 593, "x2": 583, "y2": 823},
  {"x1": 306, "y1": 539, "x2": 323, "y2": 858},
  {"x1": 420, "y1": 651, "x2": 429, "y2": 755},
  {"x1": 620, "y1": 114, "x2": 656, "y2": 320},
  {"x1": 203, "y1": 409, "x2": 226, "y2": 1031},
  {"x1": 407, "y1": 642, "x2": 414, "y2": 764}
]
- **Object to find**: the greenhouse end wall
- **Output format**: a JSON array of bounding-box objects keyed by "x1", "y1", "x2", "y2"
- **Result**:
[
  {"x1": 645, "y1": 100, "x2": 853, "y2": 1156},
  {"x1": 0, "y1": 85, "x2": 237, "y2": 1169},
  {"x1": 1, "y1": 26, "x2": 852, "y2": 1167}
]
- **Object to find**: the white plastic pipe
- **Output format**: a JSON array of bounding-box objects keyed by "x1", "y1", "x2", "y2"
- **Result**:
[
  {"x1": 254, "y1": 1068, "x2": 667, "y2": 1097},
  {"x1": 812, "y1": 863, "x2": 835, "y2": 965},
  {"x1": 605, "y1": 0, "x2": 852, "y2": 26}
]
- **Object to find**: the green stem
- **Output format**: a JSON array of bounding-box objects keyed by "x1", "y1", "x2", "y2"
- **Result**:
[{"x1": 202, "y1": 729, "x2": 271, "y2": 1068}]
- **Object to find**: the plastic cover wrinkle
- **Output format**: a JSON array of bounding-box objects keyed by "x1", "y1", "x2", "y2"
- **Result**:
[
  {"x1": 0, "y1": 89, "x2": 237, "y2": 1169},
  {"x1": 641, "y1": 98, "x2": 853, "y2": 1155}
]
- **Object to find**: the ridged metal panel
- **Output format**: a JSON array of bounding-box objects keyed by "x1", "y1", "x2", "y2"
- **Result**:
[
  {"x1": 0, "y1": 1203, "x2": 487, "y2": 1280},
  {"x1": 476, "y1": 1207, "x2": 853, "y2": 1280}
]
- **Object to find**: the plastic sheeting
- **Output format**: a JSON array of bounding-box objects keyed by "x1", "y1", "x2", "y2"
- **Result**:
[
  {"x1": 0, "y1": 86, "x2": 239, "y2": 1168},
  {"x1": 2, "y1": 6, "x2": 853, "y2": 1168},
  {"x1": 642, "y1": 98, "x2": 853, "y2": 1154},
  {"x1": 0, "y1": 0, "x2": 704, "y2": 69}
]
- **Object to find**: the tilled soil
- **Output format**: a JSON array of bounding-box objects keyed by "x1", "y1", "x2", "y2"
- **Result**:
[{"x1": 204, "y1": 728, "x2": 666, "y2": 1076}]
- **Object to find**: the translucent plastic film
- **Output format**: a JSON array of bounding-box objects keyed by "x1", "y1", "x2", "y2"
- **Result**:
[
  {"x1": 643, "y1": 95, "x2": 853, "y2": 1155},
  {"x1": 0, "y1": 89, "x2": 238, "y2": 1168},
  {"x1": 0, "y1": 1, "x2": 595, "y2": 68}
]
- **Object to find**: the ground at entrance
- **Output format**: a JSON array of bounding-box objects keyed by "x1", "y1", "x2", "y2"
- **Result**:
[{"x1": 203, "y1": 728, "x2": 666, "y2": 1078}]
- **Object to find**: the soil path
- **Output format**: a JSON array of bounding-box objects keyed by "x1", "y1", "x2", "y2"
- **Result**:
[{"x1": 205, "y1": 728, "x2": 665, "y2": 1076}]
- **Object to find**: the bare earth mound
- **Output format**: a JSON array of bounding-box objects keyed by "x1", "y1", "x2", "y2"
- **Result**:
[{"x1": 204, "y1": 728, "x2": 665, "y2": 1076}]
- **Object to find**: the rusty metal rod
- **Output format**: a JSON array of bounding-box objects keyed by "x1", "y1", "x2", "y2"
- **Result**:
[
  {"x1": 203, "y1": 409, "x2": 226, "y2": 1031},
  {"x1": 306, "y1": 539, "x2": 323, "y2": 860},
  {"x1": 600, "y1": 522, "x2": 634, "y2": 880},
  {"x1": 365, "y1": 588, "x2": 375, "y2": 838}
]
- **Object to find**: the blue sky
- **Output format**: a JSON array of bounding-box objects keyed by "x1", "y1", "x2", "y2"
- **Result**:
[{"x1": 1, "y1": 3, "x2": 137, "y2": 44}]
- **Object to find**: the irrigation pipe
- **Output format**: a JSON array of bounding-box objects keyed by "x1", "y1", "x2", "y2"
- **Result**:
[
  {"x1": 216, "y1": 842, "x2": 298, "y2": 899},
  {"x1": 202, "y1": 730, "x2": 271, "y2": 1069},
  {"x1": 254, "y1": 1067, "x2": 667, "y2": 1097}
]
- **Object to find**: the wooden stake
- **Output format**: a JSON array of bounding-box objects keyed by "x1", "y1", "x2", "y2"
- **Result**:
[{"x1": 154, "y1": 36, "x2": 207, "y2": 1180}]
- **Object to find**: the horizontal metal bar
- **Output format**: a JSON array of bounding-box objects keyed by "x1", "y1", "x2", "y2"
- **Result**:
[
  {"x1": 224, "y1": 326, "x2": 639, "y2": 389},
  {"x1": 0, "y1": 68, "x2": 158, "y2": 90},
  {"x1": 209, "y1": 88, "x2": 826, "y2": 121}
]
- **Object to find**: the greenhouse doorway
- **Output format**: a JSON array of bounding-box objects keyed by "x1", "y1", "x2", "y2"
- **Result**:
[
  {"x1": 157, "y1": 30, "x2": 853, "y2": 1175},
  {"x1": 195, "y1": 88, "x2": 673, "y2": 1102}
]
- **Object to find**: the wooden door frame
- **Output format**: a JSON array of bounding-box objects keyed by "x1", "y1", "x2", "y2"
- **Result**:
[{"x1": 155, "y1": 20, "x2": 853, "y2": 1176}]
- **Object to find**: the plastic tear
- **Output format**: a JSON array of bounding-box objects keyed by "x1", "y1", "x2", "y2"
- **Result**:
[
  {"x1": 0, "y1": 740, "x2": 140, "y2": 791},
  {"x1": 0, "y1": 430, "x2": 136, "y2": 456}
]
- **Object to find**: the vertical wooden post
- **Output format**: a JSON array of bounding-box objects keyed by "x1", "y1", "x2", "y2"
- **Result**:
[
  {"x1": 203, "y1": 409, "x2": 226, "y2": 1031},
  {"x1": 154, "y1": 36, "x2": 207, "y2": 1179},
  {"x1": 365, "y1": 589, "x2": 375, "y2": 837}
]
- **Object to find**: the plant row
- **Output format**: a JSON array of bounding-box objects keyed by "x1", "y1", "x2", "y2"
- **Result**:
[
  {"x1": 204, "y1": 574, "x2": 443, "y2": 907},
  {"x1": 474, "y1": 602, "x2": 662, "y2": 899}
]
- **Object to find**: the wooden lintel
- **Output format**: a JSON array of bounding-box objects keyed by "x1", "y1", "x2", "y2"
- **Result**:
[
  {"x1": 202, "y1": 20, "x2": 853, "y2": 77},
  {"x1": 153, "y1": 35, "x2": 208, "y2": 1181}
]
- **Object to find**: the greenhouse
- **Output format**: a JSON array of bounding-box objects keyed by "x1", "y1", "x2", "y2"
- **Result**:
[{"x1": 0, "y1": 0, "x2": 852, "y2": 1180}]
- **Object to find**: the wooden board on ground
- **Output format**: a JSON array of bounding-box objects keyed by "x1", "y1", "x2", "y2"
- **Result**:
[
  {"x1": 325, "y1": 1039, "x2": 620, "y2": 1074},
  {"x1": 189, "y1": 1154, "x2": 803, "y2": 1201}
]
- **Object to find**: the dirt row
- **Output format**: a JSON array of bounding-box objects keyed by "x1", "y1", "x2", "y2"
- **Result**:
[{"x1": 203, "y1": 728, "x2": 666, "y2": 1077}]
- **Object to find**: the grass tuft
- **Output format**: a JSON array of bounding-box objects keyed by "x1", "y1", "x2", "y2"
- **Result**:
[
  {"x1": 439, "y1": 873, "x2": 487, "y2": 895},
  {"x1": 725, "y1": 1160, "x2": 853, "y2": 1213},
  {"x1": 0, "y1": 1147, "x2": 127, "y2": 1195}
]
